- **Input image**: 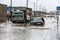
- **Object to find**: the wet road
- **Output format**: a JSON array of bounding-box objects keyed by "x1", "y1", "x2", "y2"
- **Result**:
[{"x1": 0, "y1": 17, "x2": 59, "y2": 40}]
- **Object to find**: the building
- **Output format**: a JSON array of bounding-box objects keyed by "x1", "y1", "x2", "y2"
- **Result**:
[
  {"x1": 32, "y1": 11, "x2": 47, "y2": 17},
  {"x1": 12, "y1": 7, "x2": 32, "y2": 15},
  {"x1": 0, "y1": 4, "x2": 7, "y2": 22}
]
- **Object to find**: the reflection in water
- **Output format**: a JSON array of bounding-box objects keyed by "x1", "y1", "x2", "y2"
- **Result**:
[
  {"x1": 29, "y1": 29, "x2": 50, "y2": 40},
  {"x1": 0, "y1": 27, "x2": 50, "y2": 40},
  {"x1": 0, "y1": 17, "x2": 58, "y2": 40},
  {"x1": 0, "y1": 27, "x2": 31, "y2": 40}
]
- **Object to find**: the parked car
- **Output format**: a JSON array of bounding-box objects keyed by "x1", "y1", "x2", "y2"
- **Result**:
[{"x1": 30, "y1": 17, "x2": 45, "y2": 25}]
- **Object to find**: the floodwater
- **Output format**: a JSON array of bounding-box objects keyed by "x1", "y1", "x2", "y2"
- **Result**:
[{"x1": 0, "y1": 17, "x2": 60, "y2": 40}]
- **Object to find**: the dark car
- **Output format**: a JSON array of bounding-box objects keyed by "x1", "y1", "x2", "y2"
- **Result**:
[{"x1": 30, "y1": 17, "x2": 45, "y2": 25}]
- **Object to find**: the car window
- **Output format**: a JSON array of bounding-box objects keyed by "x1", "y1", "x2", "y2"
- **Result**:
[{"x1": 32, "y1": 18, "x2": 42, "y2": 21}]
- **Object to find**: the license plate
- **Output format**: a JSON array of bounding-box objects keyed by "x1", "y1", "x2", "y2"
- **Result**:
[
  {"x1": 37, "y1": 23, "x2": 41, "y2": 24},
  {"x1": 16, "y1": 21, "x2": 19, "y2": 22}
]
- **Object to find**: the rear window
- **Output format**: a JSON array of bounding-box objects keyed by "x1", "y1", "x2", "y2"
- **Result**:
[{"x1": 12, "y1": 12, "x2": 24, "y2": 17}]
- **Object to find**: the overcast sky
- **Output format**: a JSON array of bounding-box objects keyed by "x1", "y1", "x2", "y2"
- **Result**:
[{"x1": 0, "y1": 0, "x2": 59, "y2": 12}]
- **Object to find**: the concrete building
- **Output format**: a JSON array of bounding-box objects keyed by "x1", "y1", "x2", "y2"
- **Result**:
[
  {"x1": 0, "y1": 4, "x2": 7, "y2": 22},
  {"x1": 11, "y1": 7, "x2": 32, "y2": 15},
  {"x1": 32, "y1": 11, "x2": 47, "y2": 17}
]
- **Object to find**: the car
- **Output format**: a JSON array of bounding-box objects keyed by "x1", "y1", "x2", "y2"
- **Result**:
[{"x1": 30, "y1": 17, "x2": 45, "y2": 25}]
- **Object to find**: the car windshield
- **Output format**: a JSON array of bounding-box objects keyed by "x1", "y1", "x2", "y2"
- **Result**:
[
  {"x1": 12, "y1": 12, "x2": 23, "y2": 16},
  {"x1": 14, "y1": 13, "x2": 23, "y2": 14},
  {"x1": 13, "y1": 13, "x2": 23, "y2": 15},
  {"x1": 12, "y1": 12, "x2": 23, "y2": 17}
]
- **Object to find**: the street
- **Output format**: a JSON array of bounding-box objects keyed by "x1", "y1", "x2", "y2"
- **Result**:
[
  {"x1": 0, "y1": 0, "x2": 60, "y2": 40},
  {"x1": 0, "y1": 17, "x2": 59, "y2": 40}
]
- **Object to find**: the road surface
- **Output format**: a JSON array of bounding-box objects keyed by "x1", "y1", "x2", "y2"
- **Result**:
[{"x1": 0, "y1": 17, "x2": 59, "y2": 40}]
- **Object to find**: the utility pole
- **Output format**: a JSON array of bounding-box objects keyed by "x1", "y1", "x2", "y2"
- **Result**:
[
  {"x1": 36, "y1": 0, "x2": 39, "y2": 11},
  {"x1": 34, "y1": 2, "x2": 35, "y2": 16},
  {"x1": 26, "y1": 0, "x2": 28, "y2": 7},
  {"x1": 56, "y1": 6, "x2": 60, "y2": 40},
  {"x1": 24, "y1": 0, "x2": 28, "y2": 27},
  {"x1": 9, "y1": 0, "x2": 12, "y2": 22},
  {"x1": 39, "y1": 4, "x2": 41, "y2": 11},
  {"x1": 56, "y1": 15, "x2": 59, "y2": 39},
  {"x1": 36, "y1": 2, "x2": 37, "y2": 11},
  {"x1": 11, "y1": 0, "x2": 12, "y2": 7},
  {"x1": 56, "y1": 0, "x2": 60, "y2": 39},
  {"x1": 10, "y1": 0, "x2": 12, "y2": 11},
  {"x1": 10, "y1": 0, "x2": 12, "y2": 10}
]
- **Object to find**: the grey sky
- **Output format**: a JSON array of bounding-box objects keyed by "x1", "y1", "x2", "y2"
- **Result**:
[{"x1": 0, "y1": 0, "x2": 59, "y2": 12}]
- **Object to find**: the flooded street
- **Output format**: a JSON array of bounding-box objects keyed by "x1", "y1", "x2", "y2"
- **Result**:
[
  {"x1": 0, "y1": 0, "x2": 60, "y2": 40},
  {"x1": 0, "y1": 17, "x2": 59, "y2": 40}
]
